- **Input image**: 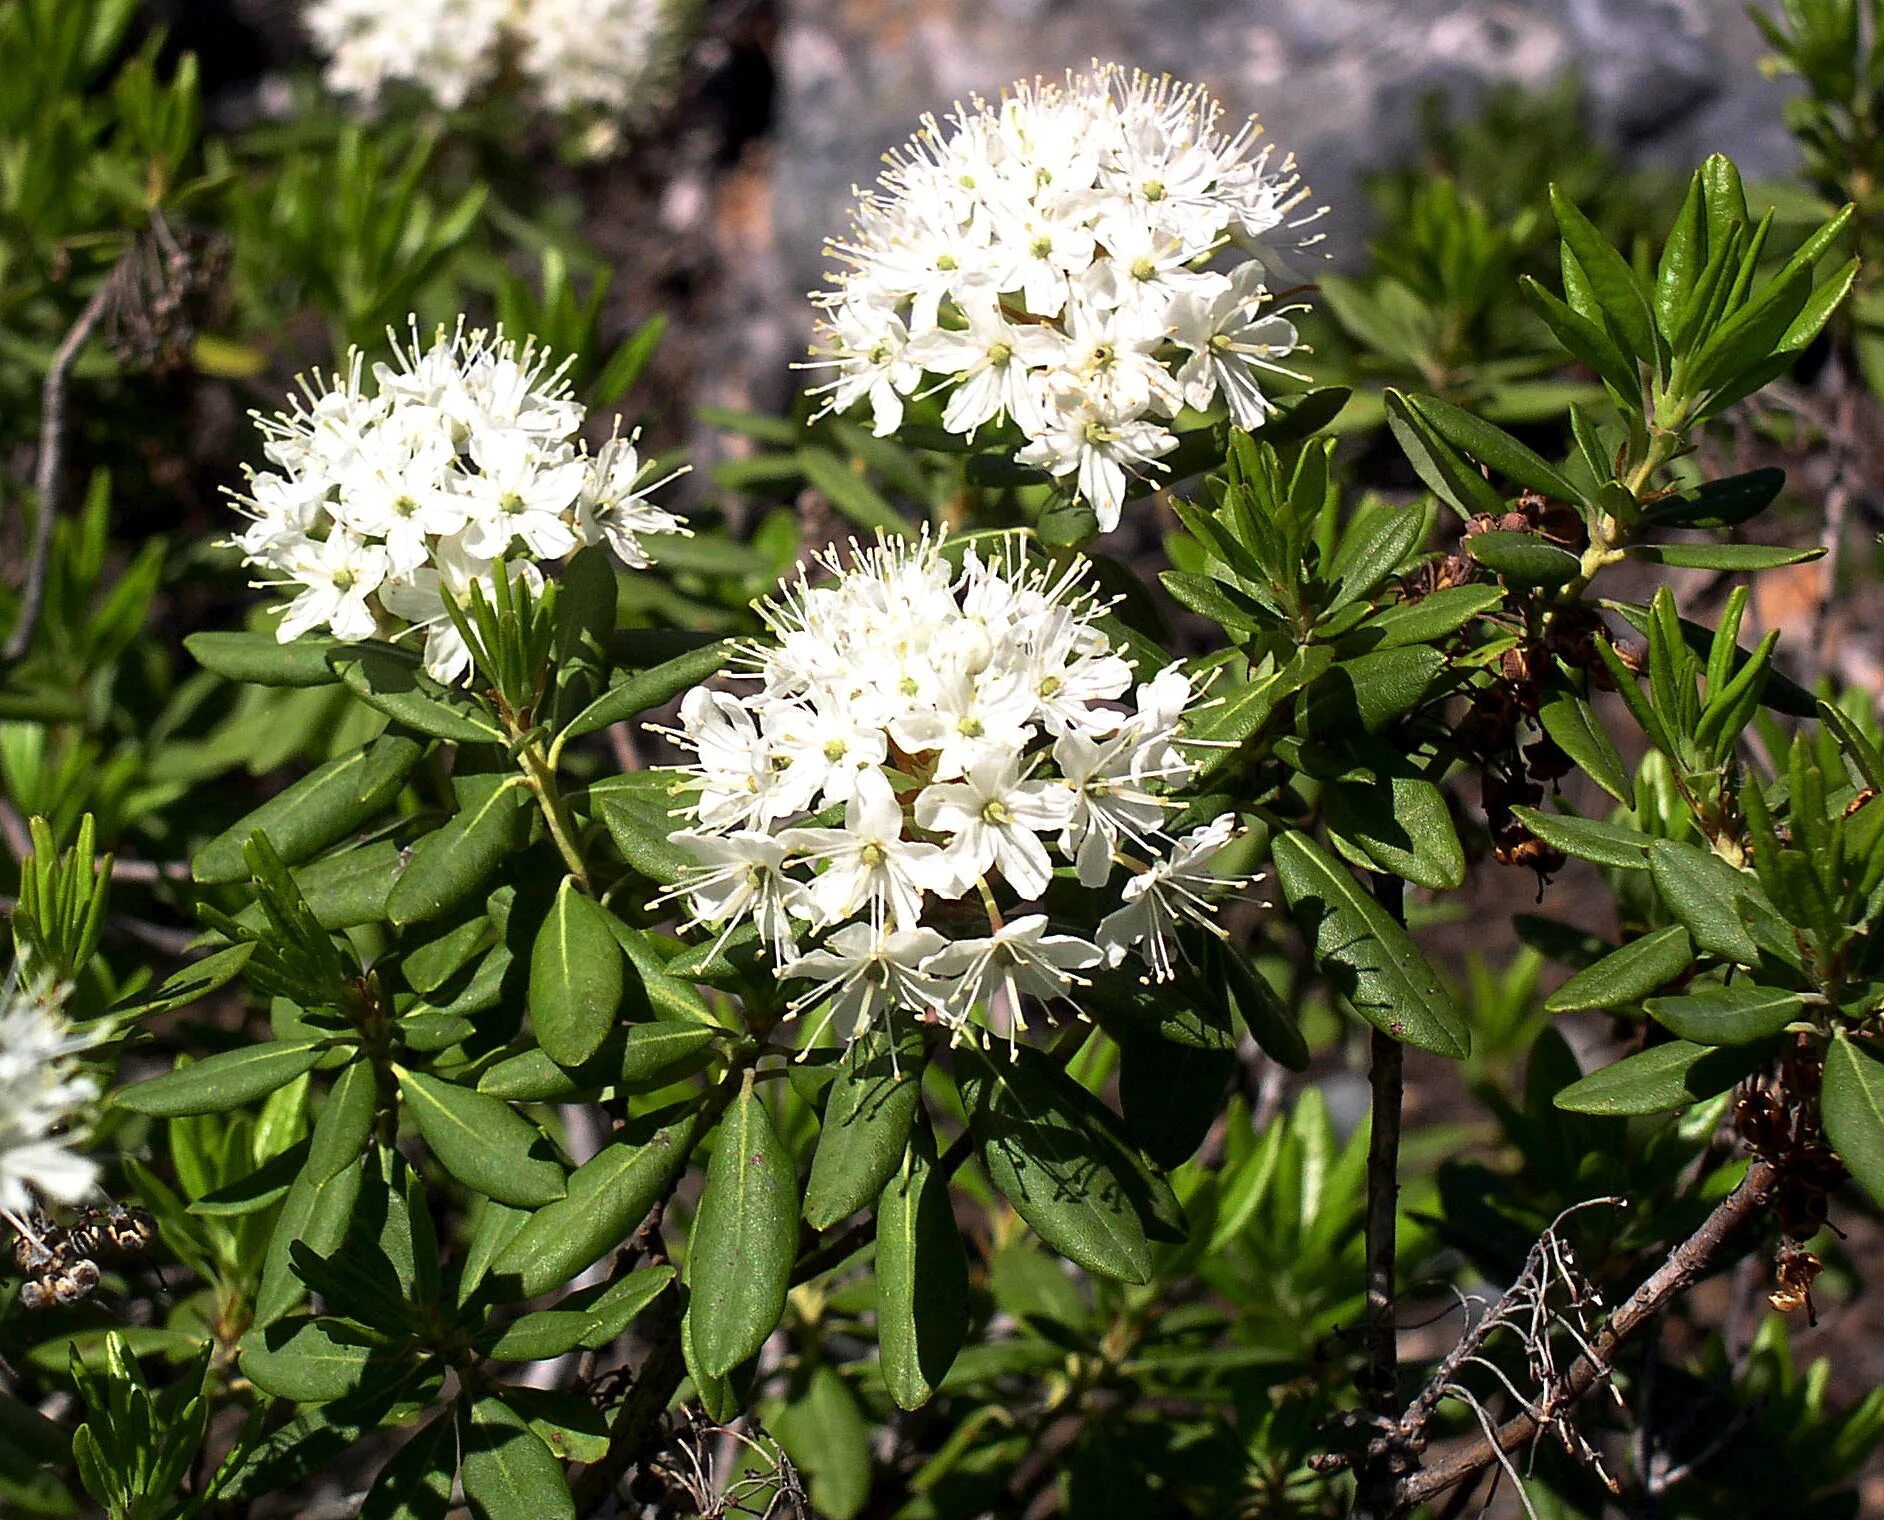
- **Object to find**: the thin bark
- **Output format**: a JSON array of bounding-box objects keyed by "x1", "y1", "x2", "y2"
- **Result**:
[
  {"x1": 1355, "y1": 874, "x2": 1409, "y2": 1519},
  {"x1": 1392, "y1": 1158, "x2": 1780, "y2": 1515},
  {"x1": 7, "y1": 280, "x2": 113, "y2": 662}
]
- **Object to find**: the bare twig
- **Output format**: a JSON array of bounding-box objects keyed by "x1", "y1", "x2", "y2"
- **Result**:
[
  {"x1": 1393, "y1": 1159, "x2": 1780, "y2": 1515},
  {"x1": 6, "y1": 280, "x2": 114, "y2": 663}
]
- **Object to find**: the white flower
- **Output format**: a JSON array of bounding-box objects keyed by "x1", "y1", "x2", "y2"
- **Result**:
[
  {"x1": 1097, "y1": 815, "x2": 1250, "y2": 981},
  {"x1": 914, "y1": 754, "x2": 1074, "y2": 900},
  {"x1": 919, "y1": 915, "x2": 1101, "y2": 1048},
  {"x1": 664, "y1": 534, "x2": 1242, "y2": 1047},
  {"x1": 0, "y1": 971, "x2": 98, "y2": 1223},
  {"x1": 780, "y1": 769, "x2": 945, "y2": 931},
  {"x1": 807, "y1": 63, "x2": 1322, "y2": 532},
  {"x1": 779, "y1": 924, "x2": 950, "y2": 1048},
  {"x1": 231, "y1": 321, "x2": 684, "y2": 683},
  {"x1": 305, "y1": 0, "x2": 694, "y2": 129}
]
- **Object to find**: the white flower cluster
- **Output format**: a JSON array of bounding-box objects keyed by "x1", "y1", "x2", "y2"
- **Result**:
[
  {"x1": 304, "y1": 0, "x2": 691, "y2": 124},
  {"x1": 807, "y1": 64, "x2": 1320, "y2": 532},
  {"x1": 664, "y1": 535, "x2": 1247, "y2": 1052},
  {"x1": 233, "y1": 323, "x2": 685, "y2": 684},
  {"x1": 0, "y1": 971, "x2": 97, "y2": 1225}
]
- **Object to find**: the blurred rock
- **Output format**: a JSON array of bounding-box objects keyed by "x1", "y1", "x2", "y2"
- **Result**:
[{"x1": 772, "y1": 0, "x2": 1798, "y2": 301}]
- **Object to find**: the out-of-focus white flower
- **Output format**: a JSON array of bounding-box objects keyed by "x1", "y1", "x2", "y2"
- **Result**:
[
  {"x1": 303, "y1": 0, "x2": 514, "y2": 111},
  {"x1": 303, "y1": 0, "x2": 696, "y2": 133},
  {"x1": 662, "y1": 533, "x2": 1245, "y2": 1052},
  {"x1": 806, "y1": 63, "x2": 1322, "y2": 531},
  {"x1": 0, "y1": 971, "x2": 98, "y2": 1224},
  {"x1": 231, "y1": 321, "x2": 686, "y2": 683}
]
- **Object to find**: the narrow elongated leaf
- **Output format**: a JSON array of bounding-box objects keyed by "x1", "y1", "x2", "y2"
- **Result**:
[
  {"x1": 360, "y1": 1411, "x2": 456, "y2": 1520},
  {"x1": 876, "y1": 1126, "x2": 969, "y2": 1411},
  {"x1": 1186, "y1": 647, "x2": 1333, "y2": 785},
  {"x1": 187, "y1": 631, "x2": 343, "y2": 687},
  {"x1": 1362, "y1": 584, "x2": 1504, "y2": 649},
  {"x1": 1545, "y1": 924, "x2": 1693, "y2": 1012},
  {"x1": 965, "y1": 1050, "x2": 1182, "y2": 1284},
  {"x1": 484, "y1": 1266, "x2": 676, "y2": 1361},
  {"x1": 1517, "y1": 276, "x2": 1643, "y2": 400},
  {"x1": 1324, "y1": 773, "x2": 1464, "y2": 891},
  {"x1": 110, "y1": 943, "x2": 255, "y2": 1020},
  {"x1": 1214, "y1": 937, "x2": 1309, "y2": 1070},
  {"x1": 1551, "y1": 185, "x2": 1657, "y2": 360},
  {"x1": 1824, "y1": 1032, "x2": 1884, "y2": 1209},
  {"x1": 495, "y1": 1115, "x2": 698, "y2": 1297},
  {"x1": 398, "y1": 1070, "x2": 566, "y2": 1208},
  {"x1": 1522, "y1": 806, "x2": 1649, "y2": 878},
  {"x1": 1407, "y1": 394, "x2": 1581, "y2": 503},
  {"x1": 529, "y1": 880, "x2": 623, "y2": 1067},
  {"x1": 240, "y1": 1317, "x2": 377, "y2": 1403},
  {"x1": 688, "y1": 1078, "x2": 800, "y2": 1377},
  {"x1": 194, "y1": 738, "x2": 423, "y2": 884},
  {"x1": 256, "y1": 1148, "x2": 363, "y2": 1326},
  {"x1": 1466, "y1": 530, "x2": 1581, "y2": 588},
  {"x1": 1384, "y1": 390, "x2": 1507, "y2": 519},
  {"x1": 458, "y1": 1397, "x2": 575, "y2": 1520},
  {"x1": 799, "y1": 448, "x2": 906, "y2": 532},
  {"x1": 804, "y1": 1019, "x2": 927, "y2": 1229},
  {"x1": 596, "y1": 772, "x2": 696, "y2": 886},
  {"x1": 1538, "y1": 694, "x2": 1633, "y2": 806},
  {"x1": 333, "y1": 646, "x2": 505, "y2": 744},
  {"x1": 1271, "y1": 831, "x2": 1469, "y2": 1057},
  {"x1": 1625, "y1": 543, "x2": 1823, "y2": 572},
  {"x1": 1555, "y1": 1038, "x2": 1765, "y2": 1115},
  {"x1": 771, "y1": 1365, "x2": 873, "y2": 1520},
  {"x1": 561, "y1": 640, "x2": 732, "y2": 740},
  {"x1": 1643, "y1": 469, "x2": 1785, "y2": 529},
  {"x1": 387, "y1": 775, "x2": 531, "y2": 925},
  {"x1": 119, "y1": 1041, "x2": 328, "y2": 1118},
  {"x1": 1645, "y1": 984, "x2": 1804, "y2": 1046},
  {"x1": 1647, "y1": 839, "x2": 1761, "y2": 965}
]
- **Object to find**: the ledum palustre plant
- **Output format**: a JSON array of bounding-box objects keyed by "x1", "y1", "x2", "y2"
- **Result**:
[{"x1": 4, "y1": 18, "x2": 1884, "y2": 1520}]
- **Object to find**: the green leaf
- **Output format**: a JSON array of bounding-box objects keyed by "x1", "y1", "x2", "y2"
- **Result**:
[
  {"x1": 1517, "y1": 275, "x2": 1643, "y2": 402},
  {"x1": 118, "y1": 1041, "x2": 328, "y2": 1118},
  {"x1": 687, "y1": 1076, "x2": 800, "y2": 1378},
  {"x1": 1300, "y1": 646, "x2": 1445, "y2": 735},
  {"x1": 1642, "y1": 469, "x2": 1785, "y2": 529},
  {"x1": 965, "y1": 1049, "x2": 1182, "y2": 1284},
  {"x1": 1824, "y1": 1032, "x2": 1884, "y2": 1209},
  {"x1": 332, "y1": 646, "x2": 506, "y2": 744},
  {"x1": 529, "y1": 880, "x2": 623, "y2": 1067},
  {"x1": 193, "y1": 738, "x2": 423, "y2": 884},
  {"x1": 771, "y1": 1364, "x2": 873, "y2": 1520},
  {"x1": 804, "y1": 1019, "x2": 927, "y2": 1230},
  {"x1": 595, "y1": 771, "x2": 696, "y2": 886},
  {"x1": 256, "y1": 1146, "x2": 364, "y2": 1326},
  {"x1": 495, "y1": 1115, "x2": 697, "y2": 1297},
  {"x1": 561, "y1": 640, "x2": 732, "y2": 741},
  {"x1": 187, "y1": 631, "x2": 343, "y2": 688},
  {"x1": 1362, "y1": 584, "x2": 1504, "y2": 648},
  {"x1": 1555, "y1": 1039, "x2": 1765, "y2": 1115},
  {"x1": 111, "y1": 942, "x2": 255, "y2": 1020},
  {"x1": 1186, "y1": 647, "x2": 1334, "y2": 784},
  {"x1": 1645, "y1": 984, "x2": 1805, "y2": 1045},
  {"x1": 1384, "y1": 390, "x2": 1506, "y2": 519},
  {"x1": 360, "y1": 1412, "x2": 456, "y2": 1520},
  {"x1": 458, "y1": 1397, "x2": 575, "y2": 1520},
  {"x1": 1624, "y1": 543, "x2": 1823, "y2": 572},
  {"x1": 875, "y1": 1125, "x2": 968, "y2": 1411},
  {"x1": 398, "y1": 1070, "x2": 566, "y2": 1208},
  {"x1": 1550, "y1": 184, "x2": 1657, "y2": 361},
  {"x1": 386, "y1": 775, "x2": 531, "y2": 926},
  {"x1": 1647, "y1": 839, "x2": 1761, "y2": 965},
  {"x1": 239, "y1": 1317, "x2": 377, "y2": 1403},
  {"x1": 1324, "y1": 773, "x2": 1465, "y2": 891},
  {"x1": 478, "y1": 1022, "x2": 719, "y2": 1102},
  {"x1": 1214, "y1": 937, "x2": 1309, "y2": 1071},
  {"x1": 1405, "y1": 394, "x2": 1581, "y2": 503},
  {"x1": 799, "y1": 448, "x2": 907, "y2": 533},
  {"x1": 1545, "y1": 924, "x2": 1693, "y2": 1012},
  {"x1": 484, "y1": 1266, "x2": 676, "y2": 1361},
  {"x1": 1465, "y1": 530, "x2": 1581, "y2": 588},
  {"x1": 1538, "y1": 693, "x2": 1633, "y2": 807},
  {"x1": 1271, "y1": 831, "x2": 1469, "y2": 1058}
]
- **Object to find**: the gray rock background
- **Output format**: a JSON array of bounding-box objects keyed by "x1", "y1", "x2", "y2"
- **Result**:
[{"x1": 770, "y1": 0, "x2": 1799, "y2": 302}]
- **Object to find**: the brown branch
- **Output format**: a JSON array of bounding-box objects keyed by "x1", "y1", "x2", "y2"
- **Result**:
[
  {"x1": 6, "y1": 279, "x2": 114, "y2": 663},
  {"x1": 1392, "y1": 1157, "x2": 1780, "y2": 1515}
]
